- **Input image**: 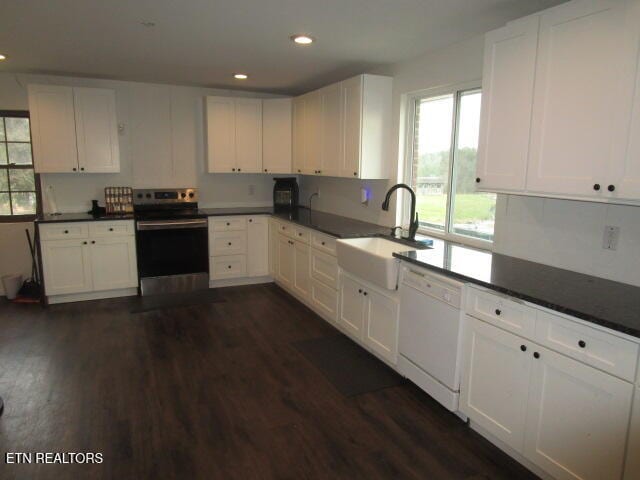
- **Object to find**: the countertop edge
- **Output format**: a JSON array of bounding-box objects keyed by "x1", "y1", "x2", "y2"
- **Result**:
[{"x1": 394, "y1": 253, "x2": 640, "y2": 339}]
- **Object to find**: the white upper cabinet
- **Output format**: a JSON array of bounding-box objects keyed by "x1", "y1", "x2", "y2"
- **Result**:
[
  {"x1": 29, "y1": 84, "x2": 119, "y2": 173},
  {"x1": 73, "y1": 87, "x2": 120, "y2": 173},
  {"x1": 206, "y1": 96, "x2": 262, "y2": 173},
  {"x1": 28, "y1": 85, "x2": 78, "y2": 173},
  {"x1": 292, "y1": 74, "x2": 392, "y2": 179},
  {"x1": 262, "y1": 98, "x2": 292, "y2": 174},
  {"x1": 476, "y1": 16, "x2": 539, "y2": 192},
  {"x1": 526, "y1": 0, "x2": 640, "y2": 198}
]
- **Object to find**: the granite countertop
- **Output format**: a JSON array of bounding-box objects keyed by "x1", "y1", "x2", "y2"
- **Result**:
[
  {"x1": 394, "y1": 239, "x2": 640, "y2": 338},
  {"x1": 36, "y1": 213, "x2": 135, "y2": 223},
  {"x1": 272, "y1": 207, "x2": 390, "y2": 238},
  {"x1": 199, "y1": 206, "x2": 274, "y2": 216}
]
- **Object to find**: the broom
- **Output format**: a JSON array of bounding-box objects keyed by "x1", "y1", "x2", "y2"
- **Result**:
[{"x1": 13, "y1": 228, "x2": 42, "y2": 303}]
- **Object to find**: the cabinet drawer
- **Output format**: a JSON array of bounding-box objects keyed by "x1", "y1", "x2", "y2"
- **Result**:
[
  {"x1": 535, "y1": 311, "x2": 639, "y2": 381},
  {"x1": 293, "y1": 227, "x2": 310, "y2": 244},
  {"x1": 277, "y1": 221, "x2": 296, "y2": 239},
  {"x1": 401, "y1": 265, "x2": 461, "y2": 308},
  {"x1": 311, "y1": 231, "x2": 337, "y2": 255},
  {"x1": 89, "y1": 221, "x2": 134, "y2": 238},
  {"x1": 210, "y1": 255, "x2": 247, "y2": 279},
  {"x1": 210, "y1": 231, "x2": 247, "y2": 256},
  {"x1": 310, "y1": 280, "x2": 338, "y2": 323},
  {"x1": 39, "y1": 222, "x2": 89, "y2": 240},
  {"x1": 466, "y1": 287, "x2": 536, "y2": 338},
  {"x1": 209, "y1": 216, "x2": 246, "y2": 232},
  {"x1": 310, "y1": 248, "x2": 338, "y2": 288}
]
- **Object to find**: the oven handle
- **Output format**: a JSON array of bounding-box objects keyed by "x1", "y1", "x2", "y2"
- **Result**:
[{"x1": 137, "y1": 219, "x2": 208, "y2": 230}]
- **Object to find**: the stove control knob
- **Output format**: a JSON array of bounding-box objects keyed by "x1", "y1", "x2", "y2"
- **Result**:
[
  {"x1": 181, "y1": 192, "x2": 187, "y2": 198},
  {"x1": 146, "y1": 193, "x2": 151, "y2": 198},
  {"x1": 188, "y1": 192, "x2": 195, "y2": 198},
  {"x1": 137, "y1": 193, "x2": 143, "y2": 199}
]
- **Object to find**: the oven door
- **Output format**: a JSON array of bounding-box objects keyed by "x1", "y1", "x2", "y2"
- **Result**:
[{"x1": 136, "y1": 219, "x2": 209, "y2": 287}]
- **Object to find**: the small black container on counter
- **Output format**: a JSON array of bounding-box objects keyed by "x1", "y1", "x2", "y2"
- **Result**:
[{"x1": 273, "y1": 177, "x2": 299, "y2": 212}]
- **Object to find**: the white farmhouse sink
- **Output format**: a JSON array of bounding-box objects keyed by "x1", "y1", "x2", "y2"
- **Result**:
[{"x1": 336, "y1": 237, "x2": 414, "y2": 290}]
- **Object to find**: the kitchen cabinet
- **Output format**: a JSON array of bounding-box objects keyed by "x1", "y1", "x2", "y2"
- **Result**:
[
  {"x1": 310, "y1": 280, "x2": 338, "y2": 323},
  {"x1": 293, "y1": 240, "x2": 310, "y2": 298},
  {"x1": 247, "y1": 216, "x2": 269, "y2": 277},
  {"x1": 339, "y1": 273, "x2": 366, "y2": 337},
  {"x1": 262, "y1": 98, "x2": 292, "y2": 174},
  {"x1": 309, "y1": 247, "x2": 338, "y2": 288},
  {"x1": 268, "y1": 218, "x2": 280, "y2": 277},
  {"x1": 206, "y1": 96, "x2": 262, "y2": 173},
  {"x1": 292, "y1": 74, "x2": 392, "y2": 179},
  {"x1": 277, "y1": 234, "x2": 295, "y2": 289},
  {"x1": 526, "y1": 0, "x2": 639, "y2": 198},
  {"x1": 620, "y1": 30, "x2": 640, "y2": 200},
  {"x1": 475, "y1": 16, "x2": 538, "y2": 192},
  {"x1": 461, "y1": 316, "x2": 532, "y2": 452},
  {"x1": 523, "y1": 345, "x2": 633, "y2": 480},
  {"x1": 39, "y1": 221, "x2": 137, "y2": 298},
  {"x1": 28, "y1": 84, "x2": 120, "y2": 173},
  {"x1": 624, "y1": 387, "x2": 640, "y2": 480}
]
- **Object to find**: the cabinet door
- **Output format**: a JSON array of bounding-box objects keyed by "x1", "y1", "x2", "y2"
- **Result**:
[
  {"x1": 293, "y1": 240, "x2": 310, "y2": 299},
  {"x1": 303, "y1": 91, "x2": 321, "y2": 175},
  {"x1": 310, "y1": 280, "x2": 338, "y2": 324},
  {"x1": 73, "y1": 87, "x2": 120, "y2": 173},
  {"x1": 624, "y1": 387, "x2": 640, "y2": 480},
  {"x1": 292, "y1": 96, "x2": 305, "y2": 174},
  {"x1": 319, "y1": 84, "x2": 341, "y2": 177},
  {"x1": 262, "y1": 98, "x2": 292, "y2": 174},
  {"x1": 460, "y1": 316, "x2": 532, "y2": 452},
  {"x1": 277, "y1": 235, "x2": 294, "y2": 288},
  {"x1": 339, "y1": 76, "x2": 362, "y2": 178},
  {"x1": 89, "y1": 236, "x2": 137, "y2": 291},
  {"x1": 28, "y1": 84, "x2": 78, "y2": 173},
  {"x1": 268, "y1": 219, "x2": 279, "y2": 277},
  {"x1": 524, "y1": 345, "x2": 633, "y2": 480},
  {"x1": 235, "y1": 98, "x2": 262, "y2": 173},
  {"x1": 476, "y1": 17, "x2": 538, "y2": 191},
  {"x1": 247, "y1": 217, "x2": 269, "y2": 277},
  {"x1": 41, "y1": 239, "x2": 93, "y2": 295},
  {"x1": 526, "y1": 0, "x2": 638, "y2": 197},
  {"x1": 339, "y1": 274, "x2": 366, "y2": 338},
  {"x1": 363, "y1": 288, "x2": 398, "y2": 363},
  {"x1": 206, "y1": 96, "x2": 236, "y2": 173}
]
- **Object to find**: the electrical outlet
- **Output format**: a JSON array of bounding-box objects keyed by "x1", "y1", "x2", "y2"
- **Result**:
[
  {"x1": 248, "y1": 184, "x2": 255, "y2": 196},
  {"x1": 602, "y1": 225, "x2": 620, "y2": 251}
]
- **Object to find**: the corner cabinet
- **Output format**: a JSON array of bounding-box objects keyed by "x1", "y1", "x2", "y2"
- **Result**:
[
  {"x1": 292, "y1": 74, "x2": 392, "y2": 179},
  {"x1": 206, "y1": 97, "x2": 262, "y2": 173},
  {"x1": 28, "y1": 85, "x2": 120, "y2": 173},
  {"x1": 476, "y1": 0, "x2": 640, "y2": 203}
]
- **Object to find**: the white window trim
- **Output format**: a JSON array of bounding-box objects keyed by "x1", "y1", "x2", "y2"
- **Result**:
[{"x1": 402, "y1": 80, "x2": 493, "y2": 251}]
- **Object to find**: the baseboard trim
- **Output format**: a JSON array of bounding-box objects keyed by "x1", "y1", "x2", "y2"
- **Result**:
[
  {"x1": 47, "y1": 288, "x2": 138, "y2": 305},
  {"x1": 209, "y1": 276, "x2": 274, "y2": 288}
]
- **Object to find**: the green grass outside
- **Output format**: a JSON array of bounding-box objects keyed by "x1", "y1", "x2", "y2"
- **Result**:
[{"x1": 416, "y1": 193, "x2": 496, "y2": 225}]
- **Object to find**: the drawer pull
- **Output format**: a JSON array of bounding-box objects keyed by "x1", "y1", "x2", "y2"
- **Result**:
[
  {"x1": 358, "y1": 289, "x2": 362, "y2": 293},
  {"x1": 227, "y1": 265, "x2": 232, "y2": 269},
  {"x1": 578, "y1": 340, "x2": 586, "y2": 348},
  {"x1": 109, "y1": 228, "x2": 114, "y2": 231},
  {"x1": 64, "y1": 230, "x2": 69, "y2": 234},
  {"x1": 409, "y1": 269, "x2": 425, "y2": 278},
  {"x1": 533, "y1": 352, "x2": 540, "y2": 359},
  {"x1": 228, "y1": 242, "x2": 232, "y2": 246},
  {"x1": 321, "y1": 241, "x2": 325, "y2": 245},
  {"x1": 363, "y1": 291, "x2": 368, "y2": 296},
  {"x1": 249, "y1": 219, "x2": 252, "y2": 223},
  {"x1": 520, "y1": 345, "x2": 527, "y2": 352},
  {"x1": 83, "y1": 241, "x2": 88, "y2": 245},
  {"x1": 226, "y1": 222, "x2": 230, "y2": 226},
  {"x1": 298, "y1": 233, "x2": 302, "y2": 236},
  {"x1": 495, "y1": 308, "x2": 502, "y2": 316}
]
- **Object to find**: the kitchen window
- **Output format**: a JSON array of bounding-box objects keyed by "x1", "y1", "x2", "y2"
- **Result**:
[
  {"x1": 405, "y1": 87, "x2": 495, "y2": 246},
  {"x1": 0, "y1": 111, "x2": 39, "y2": 221}
]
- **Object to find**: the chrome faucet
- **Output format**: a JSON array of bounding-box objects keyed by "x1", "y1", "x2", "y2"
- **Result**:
[{"x1": 381, "y1": 184, "x2": 419, "y2": 241}]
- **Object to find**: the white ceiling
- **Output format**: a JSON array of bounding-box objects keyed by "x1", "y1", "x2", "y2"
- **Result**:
[{"x1": 0, "y1": 0, "x2": 565, "y2": 95}]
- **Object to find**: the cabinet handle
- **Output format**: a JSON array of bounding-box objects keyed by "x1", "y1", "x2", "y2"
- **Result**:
[
  {"x1": 228, "y1": 242, "x2": 232, "y2": 246},
  {"x1": 226, "y1": 222, "x2": 230, "y2": 226},
  {"x1": 80, "y1": 167, "x2": 85, "y2": 171},
  {"x1": 298, "y1": 233, "x2": 302, "y2": 236},
  {"x1": 533, "y1": 352, "x2": 540, "y2": 359},
  {"x1": 321, "y1": 241, "x2": 325, "y2": 245},
  {"x1": 72, "y1": 167, "x2": 77, "y2": 171},
  {"x1": 495, "y1": 308, "x2": 502, "y2": 316},
  {"x1": 109, "y1": 228, "x2": 114, "y2": 231},
  {"x1": 318, "y1": 170, "x2": 321, "y2": 174},
  {"x1": 363, "y1": 291, "x2": 368, "y2": 296},
  {"x1": 358, "y1": 289, "x2": 362, "y2": 293},
  {"x1": 264, "y1": 169, "x2": 267, "y2": 172},
  {"x1": 228, "y1": 265, "x2": 232, "y2": 269},
  {"x1": 520, "y1": 345, "x2": 527, "y2": 352},
  {"x1": 593, "y1": 184, "x2": 601, "y2": 191},
  {"x1": 91, "y1": 240, "x2": 96, "y2": 244},
  {"x1": 249, "y1": 219, "x2": 252, "y2": 223},
  {"x1": 578, "y1": 340, "x2": 586, "y2": 348},
  {"x1": 298, "y1": 169, "x2": 301, "y2": 173},
  {"x1": 475, "y1": 177, "x2": 481, "y2": 183},
  {"x1": 232, "y1": 168, "x2": 236, "y2": 172},
  {"x1": 83, "y1": 241, "x2": 88, "y2": 245},
  {"x1": 353, "y1": 172, "x2": 357, "y2": 176},
  {"x1": 238, "y1": 168, "x2": 242, "y2": 172},
  {"x1": 608, "y1": 184, "x2": 615, "y2": 192},
  {"x1": 64, "y1": 230, "x2": 69, "y2": 234}
]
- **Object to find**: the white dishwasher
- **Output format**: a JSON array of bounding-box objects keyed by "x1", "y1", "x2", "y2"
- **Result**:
[{"x1": 398, "y1": 264, "x2": 464, "y2": 412}]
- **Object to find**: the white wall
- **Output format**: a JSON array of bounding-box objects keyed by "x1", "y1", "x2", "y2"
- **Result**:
[
  {"x1": 0, "y1": 73, "x2": 284, "y2": 293},
  {"x1": 299, "y1": 35, "x2": 485, "y2": 227}
]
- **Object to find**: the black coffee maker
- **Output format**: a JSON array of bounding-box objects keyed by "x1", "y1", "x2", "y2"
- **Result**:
[{"x1": 273, "y1": 177, "x2": 299, "y2": 212}]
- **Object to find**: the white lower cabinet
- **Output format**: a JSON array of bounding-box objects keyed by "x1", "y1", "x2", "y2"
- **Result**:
[
  {"x1": 310, "y1": 280, "x2": 338, "y2": 323},
  {"x1": 523, "y1": 345, "x2": 633, "y2": 480},
  {"x1": 338, "y1": 271, "x2": 399, "y2": 364},
  {"x1": 461, "y1": 316, "x2": 532, "y2": 452},
  {"x1": 247, "y1": 216, "x2": 268, "y2": 276},
  {"x1": 625, "y1": 387, "x2": 640, "y2": 480},
  {"x1": 462, "y1": 305, "x2": 637, "y2": 480},
  {"x1": 293, "y1": 240, "x2": 310, "y2": 298},
  {"x1": 277, "y1": 234, "x2": 295, "y2": 289},
  {"x1": 39, "y1": 221, "x2": 137, "y2": 298}
]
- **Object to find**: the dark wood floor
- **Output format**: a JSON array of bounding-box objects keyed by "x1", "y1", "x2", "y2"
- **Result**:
[{"x1": 0, "y1": 284, "x2": 538, "y2": 480}]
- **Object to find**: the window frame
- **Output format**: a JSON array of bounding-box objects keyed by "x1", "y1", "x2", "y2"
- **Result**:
[
  {"x1": 0, "y1": 110, "x2": 41, "y2": 222},
  {"x1": 403, "y1": 81, "x2": 493, "y2": 250}
]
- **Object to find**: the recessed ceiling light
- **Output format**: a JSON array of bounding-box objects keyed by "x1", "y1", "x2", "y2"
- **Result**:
[
  {"x1": 234, "y1": 73, "x2": 248, "y2": 80},
  {"x1": 290, "y1": 34, "x2": 314, "y2": 45},
  {"x1": 0, "y1": 54, "x2": 6, "y2": 61}
]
